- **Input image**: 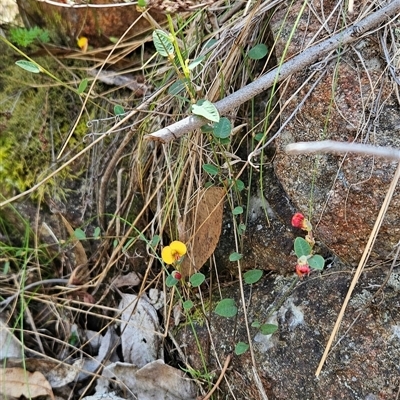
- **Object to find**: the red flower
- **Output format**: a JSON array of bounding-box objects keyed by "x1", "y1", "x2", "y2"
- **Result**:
[
  {"x1": 291, "y1": 213, "x2": 312, "y2": 231},
  {"x1": 296, "y1": 263, "x2": 311, "y2": 278}
]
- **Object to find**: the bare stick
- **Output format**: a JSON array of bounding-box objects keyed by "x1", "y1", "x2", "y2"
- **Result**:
[
  {"x1": 145, "y1": 0, "x2": 400, "y2": 143},
  {"x1": 285, "y1": 140, "x2": 400, "y2": 160},
  {"x1": 202, "y1": 353, "x2": 232, "y2": 400}
]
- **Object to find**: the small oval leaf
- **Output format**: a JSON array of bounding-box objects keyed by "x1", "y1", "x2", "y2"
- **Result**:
[
  {"x1": 244, "y1": 269, "x2": 263, "y2": 284},
  {"x1": 183, "y1": 300, "x2": 193, "y2": 310},
  {"x1": 153, "y1": 29, "x2": 174, "y2": 57},
  {"x1": 260, "y1": 323, "x2": 278, "y2": 335},
  {"x1": 166, "y1": 275, "x2": 178, "y2": 287},
  {"x1": 215, "y1": 298, "x2": 238, "y2": 318},
  {"x1": 78, "y1": 78, "x2": 88, "y2": 94},
  {"x1": 192, "y1": 100, "x2": 220, "y2": 122},
  {"x1": 229, "y1": 252, "x2": 242, "y2": 262},
  {"x1": 202, "y1": 164, "x2": 219, "y2": 176},
  {"x1": 232, "y1": 206, "x2": 243, "y2": 215},
  {"x1": 294, "y1": 237, "x2": 311, "y2": 257},
  {"x1": 213, "y1": 117, "x2": 231, "y2": 139},
  {"x1": 234, "y1": 342, "x2": 249, "y2": 355},
  {"x1": 188, "y1": 56, "x2": 205, "y2": 70},
  {"x1": 190, "y1": 272, "x2": 205, "y2": 287},
  {"x1": 248, "y1": 43, "x2": 268, "y2": 60},
  {"x1": 114, "y1": 104, "x2": 125, "y2": 116},
  {"x1": 74, "y1": 228, "x2": 86, "y2": 240},
  {"x1": 308, "y1": 254, "x2": 325, "y2": 270},
  {"x1": 15, "y1": 60, "x2": 41, "y2": 73}
]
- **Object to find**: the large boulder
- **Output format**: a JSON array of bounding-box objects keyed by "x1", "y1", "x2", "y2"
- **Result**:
[{"x1": 271, "y1": 0, "x2": 400, "y2": 266}]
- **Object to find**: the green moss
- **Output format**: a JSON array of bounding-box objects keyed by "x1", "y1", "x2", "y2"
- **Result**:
[{"x1": 0, "y1": 44, "x2": 101, "y2": 199}]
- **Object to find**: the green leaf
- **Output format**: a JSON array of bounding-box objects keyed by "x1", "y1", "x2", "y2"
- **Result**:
[
  {"x1": 78, "y1": 78, "x2": 88, "y2": 94},
  {"x1": 215, "y1": 298, "x2": 238, "y2": 318},
  {"x1": 232, "y1": 206, "x2": 243, "y2": 215},
  {"x1": 188, "y1": 56, "x2": 205, "y2": 70},
  {"x1": 15, "y1": 60, "x2": 41, "y2": 73},
  {"x1": 192, "y1": 100, "x2": 220, "y2": 122},
  {"x1": 308, "y1": 254, "x2": 325, "y2": 270},
  {"x1": 294, "y1": 237, "x2": 311, "y2": 257},
  {"x1": 202, "y1": 164, "x2": 219, "y2": 176},
  {"x1": 166, "y1": 275, "x2": 178, "y2": 287},
  {"x1": 138, "y1": 0, "x2": 147, "y2": 6},
  {"x1": 190, "y1": 272, "x2": 205, "y2": 287},
  {"x1": 234, "y1": 342, "x2": 249, "y2": 355},
  {"x1": 238, "y1": 223, "x2": 246, "y2": 235},
  {"x1": 229, "y1": 252, "x2": 242, "y2": 262},
  {"x1": 213, "y1": 117, "x2": 231, "y2": 139},
  {"x1": 244, "y1": 269, "x2": 263, "y2": 284},
  {"x1": 74, "y1": 228, "x2": 86, "y2": 240},
  {"x1": 260, "y1": 323, "x2": 278, "y2": 335},
  {"x1": 251, "y1": 320, "x2": 261, "y2": 328},
  {"x1": 93, "y1": 226, "x2": 101, "y2": 239},
  {"x1": 153, "y1": 29, "x2": 174, "y2": 57},
  {"x1": 234, "y1": 179, "x2": 245, "y2": 191},
  {"x1": 113, "y1": 239, "x2": 119, "y2": 248},
  {"x1": 254, "y1": 132, "x2": 265, "y2": 141},
  {"x1": 183, "y1": 300, "x2": 193, "y2": 310},
  {"x1": 248, "y1": 43, "x2": 268, "y2": 60},
  {"x1": 114, "y1": 105, "x2": 125, "y2": 116},
  {"x1": 150, "y1": 235, "x2": 161, "y2": 247}
]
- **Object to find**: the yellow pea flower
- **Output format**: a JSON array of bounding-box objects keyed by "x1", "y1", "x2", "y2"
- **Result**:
[
  {"x1": 161, "y1": 241, "x2": 187, "y2": 265},
  {"x1": 77, "y1": 36, "x2": 88, "y2": 52}
]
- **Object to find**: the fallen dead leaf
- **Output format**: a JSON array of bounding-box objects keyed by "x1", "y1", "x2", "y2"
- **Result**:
[
  {"x1": 119, "y1": 293, "x2": 163, "y2": 368},
  {"x1": 0, "y1": 367, "x2": 54, "y2": 399},
  {"x1": 179, "y1": 186, "x2": 225, "y2": 277}
]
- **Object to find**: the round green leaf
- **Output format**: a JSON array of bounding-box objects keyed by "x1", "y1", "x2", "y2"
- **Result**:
[
  {"x1": 153, "y1": 29, "x2": 174, "y2": 57},
  {"x1": 183, "y1": 300, "x2": 193, "y2": 310},
  {"x1": 15, "y1": 60, "x2": 41, "y2": 73},
  {"x1": 114, "y1": 105, "x2": 125, "y2": 116},
  {"x1": 238, "y1": 223, "x2": 246, "y2": 235},
  {"x1": 294, "y1": 237, "x2": 311, "y2": 258},
  {"x1": 229, "y1": 252, "x2": 242, "y2": 262},
  {"x1": 202, "y1": 164, "x2": 219, "y2": 176},
  {"x1": 78, "y1": 78, "x2": 88, "y2": 94},
  {"x1": 234, "y1": 342, "x2": 249, "y2": 355},
  {"x1": 248, "y1": 43, "x2": 268, "y2": 60},
  {"x1": 213, "y1": 117, "x2": 231, "y2": 139},
  {"x1": 260, "y1": 323, "x2": 278, "y2": 335},
  {"x1": 234, "y1": 180, "x2": 245, "y2": 191},
  {"x1": 308, "y1": 254, "x2": 325, "y2": 270},
  {"x1": 215, "y1": 298, "x2": 238, "y2": 318},
  {"x1": 166, "y1": 275, "x2": 178, "y2": 287},
  {"x1": 243, "y1": 269, "x2": 263, "y2": 284},
  {"x1": 232, "y1": 206, "x2": 243, "y2": 215},
  {"x1": 190, "y1": 272, "x2": 205, "y2": 287},
  {"x1": 192, "y1": 100, "x2": 220, "y2": 122},
  {"x1": 74, "y1": 228, "x2": 86, "y2": 240}
]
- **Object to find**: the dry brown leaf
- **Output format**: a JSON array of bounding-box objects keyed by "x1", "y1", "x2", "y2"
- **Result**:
[
  {"x1": 179, "y1": 186, "x2": 225, "y2": 277},
  {"x1": 0, "y1": 367, "x2": 54, "y2": 399}
]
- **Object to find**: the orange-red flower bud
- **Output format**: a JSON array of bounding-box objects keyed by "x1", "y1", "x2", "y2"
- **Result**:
[
  {"x1": 291, "y1": 213, "x2": 312, "y2": 231},
  {"x1": 171, "y1": 270, "x2": 182, "y2": 280},
  {"x1": 296, "y1": 263, "x2": 311, "y2": 278}
]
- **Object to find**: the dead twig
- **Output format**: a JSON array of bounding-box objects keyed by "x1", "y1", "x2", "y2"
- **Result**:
[
  {"x1": 201, "y1": 353, "x2": 232, "y2": 400},
  {"x1": 144, "y1": 0, "x2": 400, "y2": 143}
]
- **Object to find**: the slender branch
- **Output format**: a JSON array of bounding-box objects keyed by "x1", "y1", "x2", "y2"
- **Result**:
[
  {"x1": 145, "y1": 0, "x2": 400, "y2": 143},
  {"x1": 285, "y1": 140, "x2": 400, "y2": 160}
]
